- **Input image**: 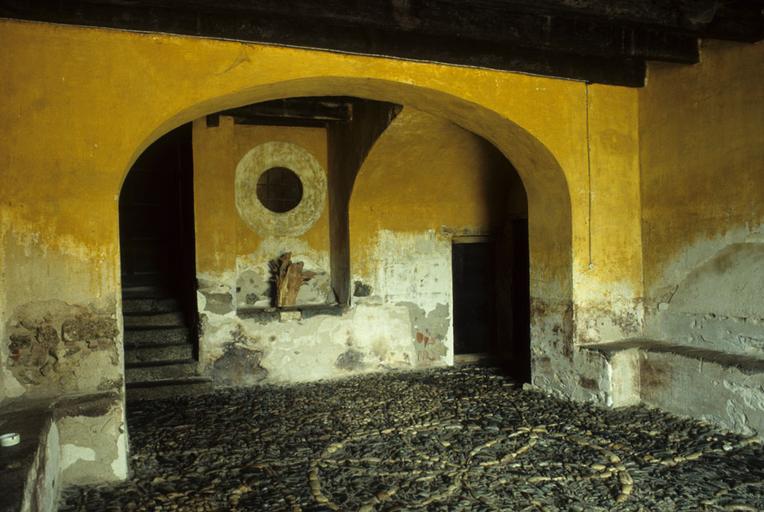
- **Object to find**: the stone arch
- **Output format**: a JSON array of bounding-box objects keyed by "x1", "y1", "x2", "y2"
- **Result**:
[
  {"x1": 122, "y1": 76, "x2": 573, "y2": 306},
  {"x1": 118, "y1": 76, "x2": 574, "y2": 385}
]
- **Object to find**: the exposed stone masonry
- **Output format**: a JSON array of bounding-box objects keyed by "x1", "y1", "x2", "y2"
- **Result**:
[{"x1": 61, "y1": 366, "x2": 763, "y2": 511}]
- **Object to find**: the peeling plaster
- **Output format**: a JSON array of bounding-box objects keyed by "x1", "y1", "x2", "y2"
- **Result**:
[
  {"x1": 638, "y1": 350, "x2": 764, "y2": 437},
  {"x1": 4, "y1": 300, "x2": 121, "y2": 398},
  {"x1": 196, "y1": 231, "x2": 456, "y2": 385},
  {"x1": 56, "y1": 396, "x2": 128, "y2": 485},
  {"x1": 61, "y1": 444, "x2": 97, "y2": 471},
  {"x1": 645, "y1": 230, "x2": 764, "y2": 356},
  {"x1": 112, "y1": 432, "x2": 128, "y2": 480},
  {"x1": 236, "y1": 238, "x2": 333, "y2": 308}
]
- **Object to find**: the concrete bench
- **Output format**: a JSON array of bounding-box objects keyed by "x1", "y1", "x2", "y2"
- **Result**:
[
  {"x1": 585, "y1": 339, "x2": 764, "y2": 437},
  {"x1": 0, "y1": 392, "x2": 124, "y2": 512}
]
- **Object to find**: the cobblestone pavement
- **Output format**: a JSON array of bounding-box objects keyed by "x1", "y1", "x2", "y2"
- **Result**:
[{"x1": 61, "y1": 365, "x2": 764, "y2": 511}]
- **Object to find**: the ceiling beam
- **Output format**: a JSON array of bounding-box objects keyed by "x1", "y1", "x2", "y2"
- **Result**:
[
  {"x1": 217, "y1": 97, "x2": 354, "y2": 127},
  {"x1": 0, "y1": 1, "x2": 759, "y2": 86}
]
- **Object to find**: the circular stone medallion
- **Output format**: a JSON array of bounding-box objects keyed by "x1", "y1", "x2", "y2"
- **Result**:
[{"x1": 235, "y1": 141, "x2": 326, "y2": 236}]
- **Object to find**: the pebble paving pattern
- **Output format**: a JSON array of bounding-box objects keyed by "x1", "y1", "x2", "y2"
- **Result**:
[{"x1": 61, "y1": 365, "x2": 764, "y2": 511}]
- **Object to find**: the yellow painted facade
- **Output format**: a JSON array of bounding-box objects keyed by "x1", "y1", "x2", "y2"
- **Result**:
[
  {"x1": 2, "y1": 17, "x2": 760, "y2": 410},
  {"x1": 349, "y1": 107, "x2": 524, "y2": 279},
  {"x1": 640, "y1": 39, "x2": 764, "y2": 296},
  {"x1": 0, "y1": 19, "x2": 645, "y2": 324},
  {"x1": 192, "y1": 117, "x2": 329, "y2": 275}
]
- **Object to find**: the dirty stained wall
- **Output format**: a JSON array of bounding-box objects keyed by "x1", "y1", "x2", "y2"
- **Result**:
[
  {"x1": 193, "y1": 107, "x2": 523, "y2": 381},
  {"x1": 193, "y1": 117, "x2": 331, "y2": 308},
  {"x1": 640, "y1": 40, "x2": 764, "y2": 356},
  {"x1": 350, "y1": 107, "x2": 523, "y2": 366},
  {"x1": 0, "y1": 17, "x2": 651, "y2": 451},
  {"x1": 192, "y1": 117, "x2": 336, "y2": 376},
  {"x1": 629, "y1": 40, "x2": 764, "y2": 436}
]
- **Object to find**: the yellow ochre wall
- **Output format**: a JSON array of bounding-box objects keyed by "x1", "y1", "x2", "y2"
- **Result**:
[
  {"x1": 0, "y1": 18, "x2": 644, "y2": 409},
  {"x1": 349, "y1": 107, "x2": 524, "y2": 280},
  {"x1": 639, "y1": 40, "x2": 764, "y2": 353},
  {"x1": 192, "y1": 116, "x2": 329, "y2": 276}
]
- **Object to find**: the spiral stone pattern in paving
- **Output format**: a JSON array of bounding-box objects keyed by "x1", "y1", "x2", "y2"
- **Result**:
[{"x1": 61, "y1": 366, "x2": 764, "y2": 511}]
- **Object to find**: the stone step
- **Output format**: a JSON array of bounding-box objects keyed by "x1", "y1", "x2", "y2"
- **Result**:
[
  {"x1": 121, "y1": 272, "x2": 166, "y2": 287},
  {"x1": 124, "y1": 326, "x2": 192, "y2": 347},
  {"x1": 126, "y1": 377, "x2": 215, "y2": 401},
  {"x1": 124, "y1": 343, "x2": 194, "y2": 365},
  {"x1": 125, "y1": 360, "x2": 199, "y2": 384},
  {"x1": 123, "y1": 311, "x2": 186, "y2": 328},
  {"x1": 122, "y1": 285, "x2": 172, "y2": 300},
  {"x1": 122, "y1": 297, "x2": 181, "y2": 315}
]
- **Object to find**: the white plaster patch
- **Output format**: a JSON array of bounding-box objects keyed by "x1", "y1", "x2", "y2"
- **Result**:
[
  {"x1": 61, "y1": 444, "x2": 97, "y2": 471},
  {"x1": 371, "y1": 230, "x2": 454, "y2": 363},
  {"x1": 374, "y1": 230, "x2": 452, "y2": 309},
  {"x1": 43, "y1": 422, "x2": 61, "y2": 512},
  {"x1": 111, "y1": 432, "x2": 128, "y2": 480}
]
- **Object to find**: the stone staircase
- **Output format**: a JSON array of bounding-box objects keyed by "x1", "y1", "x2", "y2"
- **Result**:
[{"x1": 123, "y1": 284, "x2": 213, "y2": 400}]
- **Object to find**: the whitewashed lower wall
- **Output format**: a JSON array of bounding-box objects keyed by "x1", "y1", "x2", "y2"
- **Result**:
[{"x1": 197, "y1": 230, "x2": 453, "y2": 385}]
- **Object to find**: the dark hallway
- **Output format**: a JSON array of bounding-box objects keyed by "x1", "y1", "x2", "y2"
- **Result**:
[{"x1": 119, "y1": 124, "x2": 204, "y2": 395}]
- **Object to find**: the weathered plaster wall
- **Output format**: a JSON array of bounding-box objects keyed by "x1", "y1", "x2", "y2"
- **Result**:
[
  {"x1": 349, "y1": 108, "x2": 521, "y2": 367},
  {"x1": 327, "y1": 100, "x2": 401, "y2": 306},
  {"x1": 54, "y1": 393, "x2": 128, "y2": 485},
  {"x1": 193, "y1": 117, "x2": 331, "y2": 312},
  {"x1": 0, "y1": 228, "x2": 123, "y2": 403},
  {"x1": 195, "y1": 108, "x2": 521, "y2": 380},
  {"x1": 640, "y1": 350, "x2": 764, "y2": 436},
  {"x1": 0, "y1": 18, "x2": 647, "y2": 440},
  {"x1": 640, "y1": 40, "x2": 764, "y2": 356}
]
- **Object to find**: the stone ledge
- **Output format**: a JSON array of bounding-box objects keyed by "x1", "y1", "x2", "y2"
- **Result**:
[
  {"x1": 583, "y1": 338, "x2": 764, "y2": 374},
  {"x1": 0, "y1": 404, "x2": 55, "y2": 512},
  {"x1": 0, "y1": 391, "x2": 125, "y2": 512},
  {"x1": 581, "y1": 339, "x2": 764, "y2": 437},
  {"x1": 237, "y1": 303, "x2": 346, "y2": 322}
]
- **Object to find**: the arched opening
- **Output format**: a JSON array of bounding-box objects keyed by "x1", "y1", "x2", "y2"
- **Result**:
[
  {"x1": 119, "y1": 124, "x2": 199, "y2": 394},
  {"x1": 348, "y1": 107, "x2": 530, "y2": 380},
  {"x1": 117, "y1": 77, "x2": 573, "y2": 394}
]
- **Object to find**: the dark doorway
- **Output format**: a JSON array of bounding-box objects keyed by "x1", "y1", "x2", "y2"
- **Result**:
[
  {"x1": 119, "y1": 124, "x2": 200, "y2": 393},
  {"x1": 496, "y1": 220, "x2": 531, "y2": 382},
  {"x1": 119, "y1": 124, "x2": 197, "y2": 314},
  {"x1": 452, "y1": 224, "x2": 530, "y2": 381},
  {"x1": 452, "y1": 240, "x2": 497, "y2": 356}
]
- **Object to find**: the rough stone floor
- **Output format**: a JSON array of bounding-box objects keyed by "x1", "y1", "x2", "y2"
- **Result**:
[{"x1": 60, "y1": 366, "x2": 764, "y2": 512}]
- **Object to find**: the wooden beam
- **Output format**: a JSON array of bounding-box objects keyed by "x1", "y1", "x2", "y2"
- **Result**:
[
  {"x1": 703, "y1": 1, "x2": 764, "y2": 42},
  {"x1": 221, "y1": 98, "x2": 353, "y2": 123},
  {"x1": 1, "y1": 0, "x2": 758, "y2": 86},
  {"x1": 0, "y1": 0, "x2": 650, "y2": 86}
]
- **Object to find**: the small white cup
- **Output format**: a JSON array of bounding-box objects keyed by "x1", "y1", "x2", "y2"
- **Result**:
[{"x1": 0, "y1": 432, "x2": 21, "y2": 447}]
